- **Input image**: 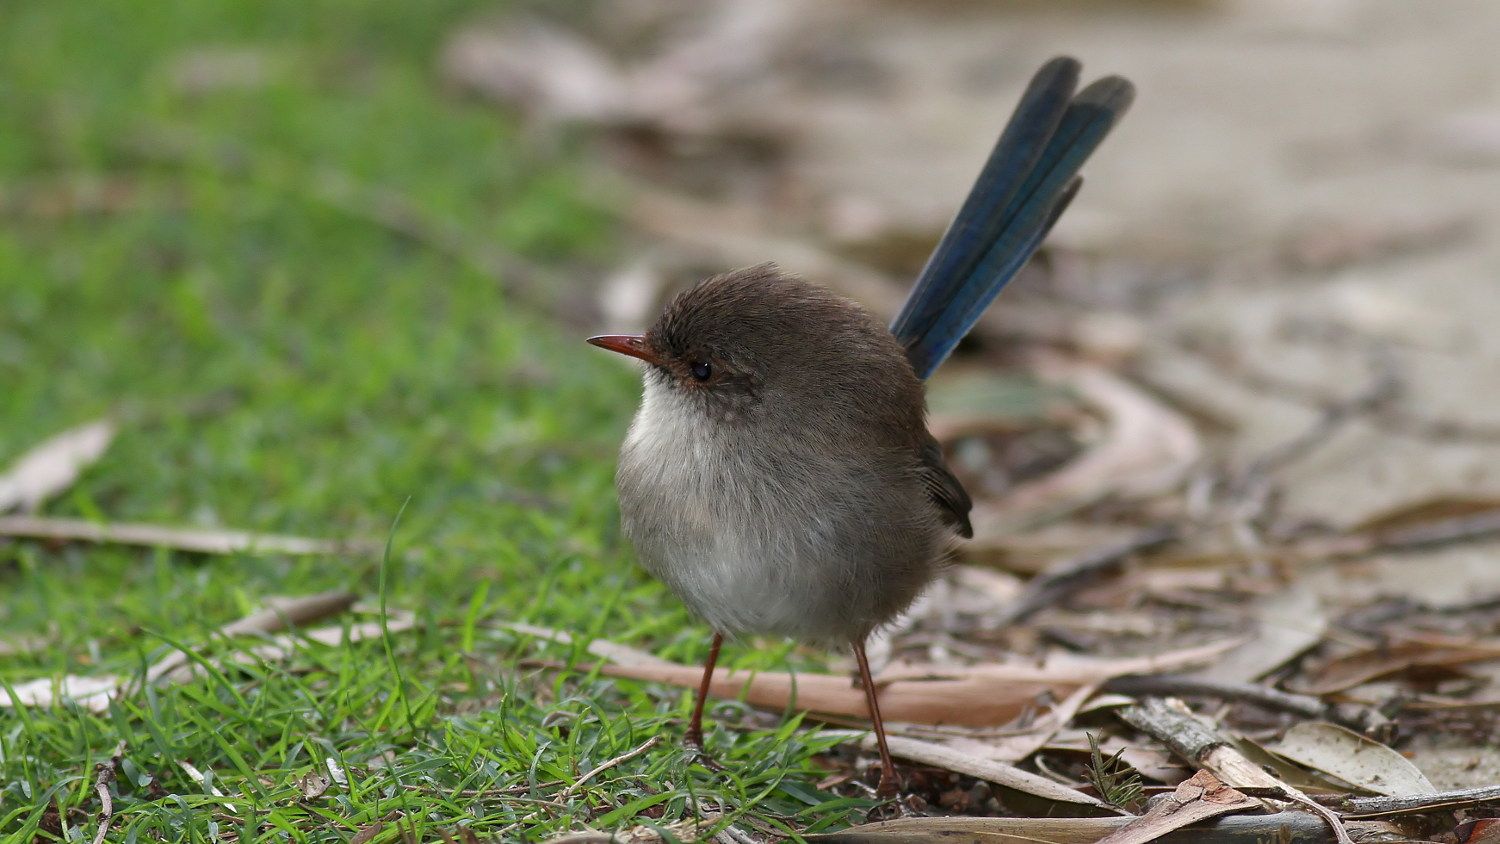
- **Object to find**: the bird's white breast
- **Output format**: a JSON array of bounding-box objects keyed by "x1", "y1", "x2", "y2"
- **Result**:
[{"x1": 615, "y1": 377, "x2": 944, "y2": 644}]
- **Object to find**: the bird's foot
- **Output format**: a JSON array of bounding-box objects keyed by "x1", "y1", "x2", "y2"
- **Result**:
[
  {"x1": 683, "y1": 734, "x2": 726, "y2": 772},
  {"x1": 863, "y1": 773, "x2": 909, "y2": 821}
]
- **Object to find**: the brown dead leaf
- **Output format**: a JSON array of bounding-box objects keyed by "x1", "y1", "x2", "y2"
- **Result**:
[
  {"x1": 821, "y1": 730, "x2": 1112, "y2": 809},
  {"x1": 298, "y1": 772, "x2": 330, "y2": 801},
  {"x1": 0, "y1": 419, "x2": 115, "y2": 513},
  {"x1": 1190, "y1": 588, "x2": 1326, "y2": 685},
  {"x1": 1349, "y1": 496, "x2": 1500, "y2": 534},
  {"x1": 1279, "y1": 212, "x2": 1474, "y2": 274},
  {"x1": 586, "y1": 638, "x2": 1240, "y2": 727},
  {"x1": 441, "y1": 21, "x2": 630, "y2": 125},
  {"x1": 1299, "y1": 634, "x2": 1500, "y2": 695},
  {"x1": 1095, "y1": 770, "x2": 1260, "y2": 844}
]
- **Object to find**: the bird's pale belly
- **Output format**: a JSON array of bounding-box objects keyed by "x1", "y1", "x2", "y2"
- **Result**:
[{"x1": 615, "y1": 386, "x2": 947, "y2": 644}]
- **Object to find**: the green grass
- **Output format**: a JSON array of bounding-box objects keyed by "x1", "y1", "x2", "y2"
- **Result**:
[{"x1": 0, "y1": 2, "x2": 862, "y2": 840}]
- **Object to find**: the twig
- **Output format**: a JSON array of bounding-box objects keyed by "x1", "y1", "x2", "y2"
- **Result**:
[
  {"x1": 993, "y1": 524, "x2": 1179, "y2": 628},
  {"x1": 0, "y1": 514, "x2": 377, "y2": 556},
  {"x1": 180, "y1": 760, "x2": 237, "y2": 813},
  {"x1": 1300, "y1": 508, "x2": 1500, "y2": 560},
  {"x1": 1119, "y1": 698, "x2": 1354, "y2": 844},
  {"x1": 91, "y1": 741, "x2": 126, "y2": 844},
  {"x1": 1102, "y1": 675, "x2": 1329, "y2": 720},
  {"x1": 1327, "y1": 784, "x2": 1500, "y2": 819},
  {"x1": 560, "y1": 736, "x2": 660, "y2": 797},
  {"x1": 1227, "y1": 351, "x2": 1399, "y2": 522},
  {"x1": 143, "y1": 590, "x2": 358, "y2": 684}
]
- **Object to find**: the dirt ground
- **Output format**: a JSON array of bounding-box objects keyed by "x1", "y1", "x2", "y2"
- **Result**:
[
  {"x1": 443, "y1": 0, "x2": 1500, "y2": 820},
  {"x1": 560, "y1": 0, "x2": 1500, "y2": 603}
]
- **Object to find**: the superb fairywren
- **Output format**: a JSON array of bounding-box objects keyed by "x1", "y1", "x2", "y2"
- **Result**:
[{"x1": 589, "y1": 57, "x2": 1133, "y2": 797}]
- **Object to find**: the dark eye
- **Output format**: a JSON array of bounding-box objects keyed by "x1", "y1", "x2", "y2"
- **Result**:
[{"x1": 690, "y1": 361, "x2": 712, "y2": 381}]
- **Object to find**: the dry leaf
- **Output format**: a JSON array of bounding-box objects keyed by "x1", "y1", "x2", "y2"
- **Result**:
[
  {"x1": 441, "y1": 21, "x2": 630, "y2": 124},
  {"x1": 1349, "y1": 496, "x2": 1500, "y2": 534},
  {"x1": 970, "y1": 360, "x2": 1200, "y2": 536},
  {"x1": 1268, "y1": 722, "x2": 1436, "y2": 798},
  {"x1": 0, "y1": 514, "x2": 375, "y2": 556},
  {"x1": 1299, "y1": 634, "x2": 1500, "y2": 695},
  {"x1": 819, "y1": 730, "x2": 1111, "y2": 809},
  {"x1": 500, "y1": 621, "x2": 674, "y2": 668},
  {"x1": 1190, "y1": 588, "x2": 1326, "y2": 685},
  {"x1": 0, "y1": 419, "x2": 115, "y2": 513},
  {"x1": 1095, "y1": 770, "x2": 1260, "y2": 844}
]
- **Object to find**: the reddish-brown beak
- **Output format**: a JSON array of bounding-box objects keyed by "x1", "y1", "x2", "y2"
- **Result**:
[{"x1": 587, "y1": 334, "x2": 663, "y2": 367}]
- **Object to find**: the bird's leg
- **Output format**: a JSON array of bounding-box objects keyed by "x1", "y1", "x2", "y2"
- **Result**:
[
  {"x1": 852, "y1": 637, "x2": 899, "y2": 799},
  {"x1": 684, "y1": 632, "x2": 725, "y2": 771}
]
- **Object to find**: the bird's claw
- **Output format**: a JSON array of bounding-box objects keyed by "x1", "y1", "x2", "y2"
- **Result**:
[{"x1": 684, "y1": 736, "x2": 726, "y2": 772}]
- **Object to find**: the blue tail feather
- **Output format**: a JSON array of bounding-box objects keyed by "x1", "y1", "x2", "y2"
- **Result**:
[{"x1": 892, "y1": 59, "x2": 1134, "y2": 379}]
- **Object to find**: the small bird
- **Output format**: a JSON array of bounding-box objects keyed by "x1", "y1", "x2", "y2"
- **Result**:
[{"x1": 589, "y1": 57, "x2": 1133, "y2": 797}]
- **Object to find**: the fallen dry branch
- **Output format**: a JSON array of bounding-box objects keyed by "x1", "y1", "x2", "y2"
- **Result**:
[
  {"x1": 0, "y1": 514, "x2": 376, "y2": 556},
  {"x1": 1231, "y1": 352, "x2": 1399, "y2": 500},
  {"x1": 0, "y1": 419, "x2": 115, "y2": 513},
  {"x1": 1330, "y1": 784, "x2": 1500, "y2": 819},
  {"x1": 809, "y1": 812, "x2": 1337, "y2": 844},
  {"x1": 0, "y1": 590, "x2": 389, "y2": 710},
  {"x1": 91, "y1": 740, "x2": 126, "y2": 844},
  {"x1": 499, "y1": 621, "x2": 675, "y2": 668},
  {"x1": 1094, "y1": 770, "x2": 1260, "y2": 844},
  {"x1": 572, "y1": 639, "x2": 1238, "y2": 727},
  {"x1": 992, "y1": 524, "x2": 1179, "y2": 628},
  {"x1": 560, "y1": 736, "x2": 661, "y2": 798},
  {"x1": 1101, "y1": 675, "x2": 1330, "y2": 721},
  {"x1": 1297, "y1": 506, "x2": 1500, "y2": 561},
  {"x1": 1119, "y1": 698, "x2": 1354, "y2": 844},
  {"x1": 141, "y1": 590, "x2": 358, "y2": 685}
]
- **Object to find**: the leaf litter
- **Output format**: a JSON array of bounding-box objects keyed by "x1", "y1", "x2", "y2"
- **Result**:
[
  {"x1": 469, "y1": 1, "x2": 1500, "y2": 830},
  {"x1": 10, "y1": 1, "x2": 1500, "y2": 841}
]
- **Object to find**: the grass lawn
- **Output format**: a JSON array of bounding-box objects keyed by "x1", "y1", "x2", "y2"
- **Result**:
[{"x1": 1, "y1": 2, "x2": 862, "y2": 839}]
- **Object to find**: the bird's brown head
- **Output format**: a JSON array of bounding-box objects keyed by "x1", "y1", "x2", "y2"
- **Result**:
[{"x1": 588, "y1": 263, "x2": 922, "y2": 427}]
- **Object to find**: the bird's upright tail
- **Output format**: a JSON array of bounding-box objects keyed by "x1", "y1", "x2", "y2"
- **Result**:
[{"x1": 891, "y1": 57, "x2": 1134, "y2": 380}]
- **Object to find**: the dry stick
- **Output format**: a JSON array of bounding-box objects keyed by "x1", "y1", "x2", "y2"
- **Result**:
[
  {"x1": 1101, "y1": 675, "x2": 1329, "y2": 721},
  {"x1": 560, "y1": 736, "x2": 661, "y2": 797},
  {"x1": 992, "y1": 524, "x2": 1179, "y2": 628},
  {"x1": 1301, "y1": 508, "x2": 1500, "y2": 561},
  {"x1": 1228, "y1": 351, "x2": 1399, "y2": 523},
  {"x1": 1118, "y1": 698, "x2": 1354, "y2": 844},
  {"x1": 1329, "y1": 784, "x2": 1500, "y2": 819},
  {"x1": 0, "y1": 514, "x2": 375, "y2": 557},
  {"x1": 91, "y1": 741, "x2": 126, "y2": 844},
  {"x1": 142, "y1": 590, "x2": 358, "y2": 686}
]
